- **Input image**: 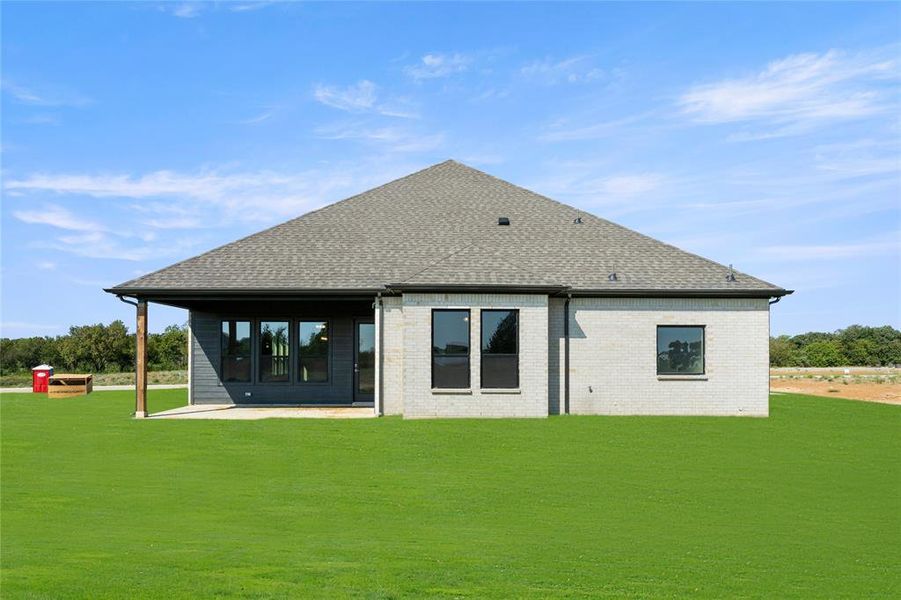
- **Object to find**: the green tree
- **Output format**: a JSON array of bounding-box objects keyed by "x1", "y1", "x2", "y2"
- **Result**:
[
  {"x1": 148, "y1": 325, "x2": 188, "y2": 371},
  {"x1": 58, "y1": 321, "x2": 132, "y2": 373},
  {"x1": 769, "y1": 336, "x2": 801, "y2": 367},
  {"x1": 803, "y1": 340, "x2": 846, "y2": 367}
]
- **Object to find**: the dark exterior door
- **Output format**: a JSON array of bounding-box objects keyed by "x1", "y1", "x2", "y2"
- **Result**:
[{"x1": 354, "y1": 320, "x2": 375, "y2": 404}]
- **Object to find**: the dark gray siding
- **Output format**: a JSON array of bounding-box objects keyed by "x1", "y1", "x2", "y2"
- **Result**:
[{"x1": 189, "y1": 300, "x2": 372, "y2": 405}]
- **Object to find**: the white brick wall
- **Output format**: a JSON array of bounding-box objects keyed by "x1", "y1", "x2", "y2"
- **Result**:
[
  {"x1": 401, "y1": 293, "x2": 549, "y2": 418},
  {"x1": 380, "y1": 294, "x2": 769, "y2": 418},
  {"x1": 561, "y1": 297, "x2": 770, "y2": 416},
  {"x1": 381, "y1": 296, "x2": 405, "y2": 415}
]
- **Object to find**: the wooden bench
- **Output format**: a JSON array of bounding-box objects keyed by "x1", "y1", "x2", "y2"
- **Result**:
[{"x1": 47, "y1": 374, "x2": 93, "y2": 398}]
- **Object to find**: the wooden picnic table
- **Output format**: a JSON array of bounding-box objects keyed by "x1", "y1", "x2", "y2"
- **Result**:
[{"x1": 47, "y1": 374, "x2": 93, "y2": 398}]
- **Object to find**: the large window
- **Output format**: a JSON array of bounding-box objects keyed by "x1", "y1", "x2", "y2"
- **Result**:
[
  {"x1": 432, "y1": 310, "x2": 470, "y2": 389},
  {"x1": 259, "y1": 321, "x2": 290, "y2": 382},
  {"x1": 221, "y1": 320, "x2": 252, "y2": 382},
  {"x1": 298, "y1": 321, "x2": 329, "y2": 383},
  {"x1": 657, "y1": 326, "x2": 705, "y2": 375},
  {"x1": 481, "y1": 310, "x2": 519, "y2": 388}
]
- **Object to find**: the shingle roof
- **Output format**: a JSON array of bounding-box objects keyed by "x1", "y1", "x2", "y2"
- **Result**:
[{"x1": 109, "y1": 160, "x2": 788, "y2": 297}]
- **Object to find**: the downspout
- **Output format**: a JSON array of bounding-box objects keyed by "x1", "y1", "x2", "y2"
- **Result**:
[
  {"x1": 375, "y1": 292, "x2": 383, "y2": 417},
  {"x1": 116, "y1": 295, "x2": 140, "y2": 413},
  {"x1": 766, "y1": 296, "x2": 780, "y2": 402},
  {"x1": 564, "y1": 294, "x2": 571, "y2": 415}
]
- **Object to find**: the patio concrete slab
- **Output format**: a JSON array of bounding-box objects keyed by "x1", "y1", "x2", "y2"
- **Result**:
[{"x1": 147, "y1": 405, "x2": 375, "y2": 420}]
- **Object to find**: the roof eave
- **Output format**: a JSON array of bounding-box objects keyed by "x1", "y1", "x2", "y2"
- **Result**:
[
  {"x1": 566, "y1": 288, "x2": 793, "y2": 298},
  {"x1": 386, "y1": 283, "x2": 570, "y2": 294},
  {"x1": 104, "y1": 287, "x2": 386, "y2": 300}
]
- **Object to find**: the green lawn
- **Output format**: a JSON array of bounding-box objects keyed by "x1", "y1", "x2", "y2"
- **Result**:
[{"x1": 1, "y1": 391, "x2": 898, "y2": 598}]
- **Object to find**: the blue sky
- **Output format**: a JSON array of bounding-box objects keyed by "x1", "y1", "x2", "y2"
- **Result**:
[{"x1": 2, "y1": 1, "x2": 899, "y2": 337}]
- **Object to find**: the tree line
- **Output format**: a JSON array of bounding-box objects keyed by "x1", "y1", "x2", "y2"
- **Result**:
[
  {"x1": 770, "y1": 325, "x2": 901, "y2": 367},
  {"x1": 0, "y1": 321, "x2": 188, "y2": 375},
  {"x1": 1, "y1": 321, "x2": 899, "y2": 374}
]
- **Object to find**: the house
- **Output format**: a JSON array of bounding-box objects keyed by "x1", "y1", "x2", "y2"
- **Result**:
[{"x1": 106, "y1": 160, "x2": 791, "y2": 418}]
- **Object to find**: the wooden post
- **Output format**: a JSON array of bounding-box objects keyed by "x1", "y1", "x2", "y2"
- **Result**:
[{"x1": 135, "y1": 300, "x2": 148, "y2": 418}]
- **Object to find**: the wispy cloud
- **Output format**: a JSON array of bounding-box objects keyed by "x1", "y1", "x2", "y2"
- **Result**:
[
  {"x1": 758, "y1": 235, "x2": 900, "y2": 260},
  {"x1": 679, "y1": 48, "x2": 899, "y2": 135},
  {"x1": 4, "y1": 162, "x2": 422, "y2": 226},
  {"x1": 237, "y1": 107, "x2": 277, "y2": 125},
  {"x1": 19, "y1": 114, "x2": 60, "y2": 126},
  {"x1": 1, "y1": 79, "x2": 92, "y2": 107},
  {"x1": 169, "y1": 2, "x2": 203, "y2": 18},
  {"x1": 593, "y1": 173, "x2": 663, "y2": 197},
  {"x1": 9, "y1": 160, "x2": 423, "y2": 260},
  {"x1": 538, "y1": 111, "x2": 659, "y2": 142},
  {"x1": 13, "y1": 204, "x2": 104, "y2": 231},
  {"x1": 313, "y1": 80, "x2": 418, "y2": 118},
  {"x1": 314, "y1": 80, "x2": 377, "y2": 112},
  {"x1": 314, "y1": 123, "x2": 444, "y2": 153},
  {"x1": 404, "y1": 53, "x2": 471, "y2": 80},
  {"x1": 813, "y1": 138, "x2": 901, "y2": 178},
  {"x1": 229, "y1": 1, "x2": 276, "y2": 12},
  {"x1": 528, "y1": 164, "x2": 665, "y2": 204},
  {"x1": 160, "y1": 1, "x2": 275, "y2": 17},
  {"x1": 40, "y1": 230, "x2": 201, "y2": 262},
  {"x1": 35, "y1": 261, "x2": 57, "y2": 271},
  {"x1": 520, "y1": 55, "x2": 603, "y2": 85}
]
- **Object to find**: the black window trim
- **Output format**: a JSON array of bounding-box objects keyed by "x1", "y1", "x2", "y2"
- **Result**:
[
  {"x1": 656, "y1": 324, "x2": 706, "y2": 376},
  {"x1": 297, "y1": 318, "x2": 331, "y2": 385},
  {"x1": 431, "y1": 308, "x2": 471, "y2": 390},
  {"x1": 220, "y1": 318, "x2": 254, "y2": 385},
  {"x1": 258, "y1": 318, "x2": 292, "y2": 384},
  {"x1": 480, "y1": 308, "x2": 520, "y2": 389}
]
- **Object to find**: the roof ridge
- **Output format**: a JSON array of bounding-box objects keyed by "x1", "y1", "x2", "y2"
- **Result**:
[
  {"x1": 394, "y1": 242, "x2": 478, "y2": 284},
  {"x1": 467, "y1": 243, "x2": 563, "y2": 286},
  {"x1": 395, "y1": 242, "x2": 563, "y2": 287}
]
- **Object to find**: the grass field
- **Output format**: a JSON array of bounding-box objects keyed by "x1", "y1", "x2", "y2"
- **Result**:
[{"x1": 1, "y1": 391, "x2": 898, "y2": 598}]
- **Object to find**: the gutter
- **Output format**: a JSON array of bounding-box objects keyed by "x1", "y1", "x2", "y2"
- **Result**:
[
  {"x1": 386, "y1": 283, "x2": 569, "y2": 294},
  {"x1": 564, "y1": 288, "x2": 794, "y2": 299},
  {"x1": 104, "y1": 287, "x2": 383, "y2": 297},
  {"x1": 564, "y1": 294, "x2": 570, "y2": 415},
  {"x1": 105, "y1": 285, "x2": 793, "y2": 300}
]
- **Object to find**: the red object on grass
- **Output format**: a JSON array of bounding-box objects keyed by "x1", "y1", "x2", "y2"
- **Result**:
[{"x1": 31, "y1": 364, "x2": 54, "y2": 393}]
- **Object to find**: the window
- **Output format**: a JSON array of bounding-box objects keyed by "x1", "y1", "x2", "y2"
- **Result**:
[
  {"x1": 657, "y1": 326, "x2": 705, "y2": 375},
  {"x1": 298, "y1": 321, "x2": 329, "y2": 383},
  {"x1": 259, "y1": 321, "x2": 290, "y2": 382},
  {"x1": 432, "y1": 310, "x2": 470, "y2": 389},
  {"x1": 481, "y1": 310, "x2": 519, "y2": 388},
  {"x1": 221, "y1": 320, "x2": 251, "y2": 383}
]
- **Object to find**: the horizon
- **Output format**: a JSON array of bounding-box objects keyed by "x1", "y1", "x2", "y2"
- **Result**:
[{"x1": 2, "y1": 2, "x2": 899, "y2": 337}]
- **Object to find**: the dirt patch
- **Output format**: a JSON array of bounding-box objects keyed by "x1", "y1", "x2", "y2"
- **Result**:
[{"x1": 771, "y1": 379, "x2": 901, "y2": 405}]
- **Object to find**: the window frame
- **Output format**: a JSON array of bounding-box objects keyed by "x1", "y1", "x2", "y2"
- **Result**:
[
  {"x1": 257, "y1": 318, "x2": 292, "y2": 384},
  {"x1": 220, "y1": 318, "x2": 254, "y2": 384},
  {"x1": 480, "y1": 309, "x2": 520, "y2": 389},
  {"x1": 431, "y1": 308, "x2": 471, "y2": 390},
  {"x1": 297, "y1": 318, "x2": 331, "y2": 385},
  {"x1": 656, "y1": 325, "x2": 706, "y2": 376}
]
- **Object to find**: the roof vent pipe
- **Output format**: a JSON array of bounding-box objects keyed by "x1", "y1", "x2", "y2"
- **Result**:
[
  {"x1": 498, "y1": 217, "x2": 510, "y2": 226},
  {"x1": 726, "y1": 264, "x2": 736, "y2": 282}
]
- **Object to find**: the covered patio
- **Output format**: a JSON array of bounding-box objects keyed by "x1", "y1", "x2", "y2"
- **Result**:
[{"x1": 110, "y1": 292, "x2": 386, "y2": 419}]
